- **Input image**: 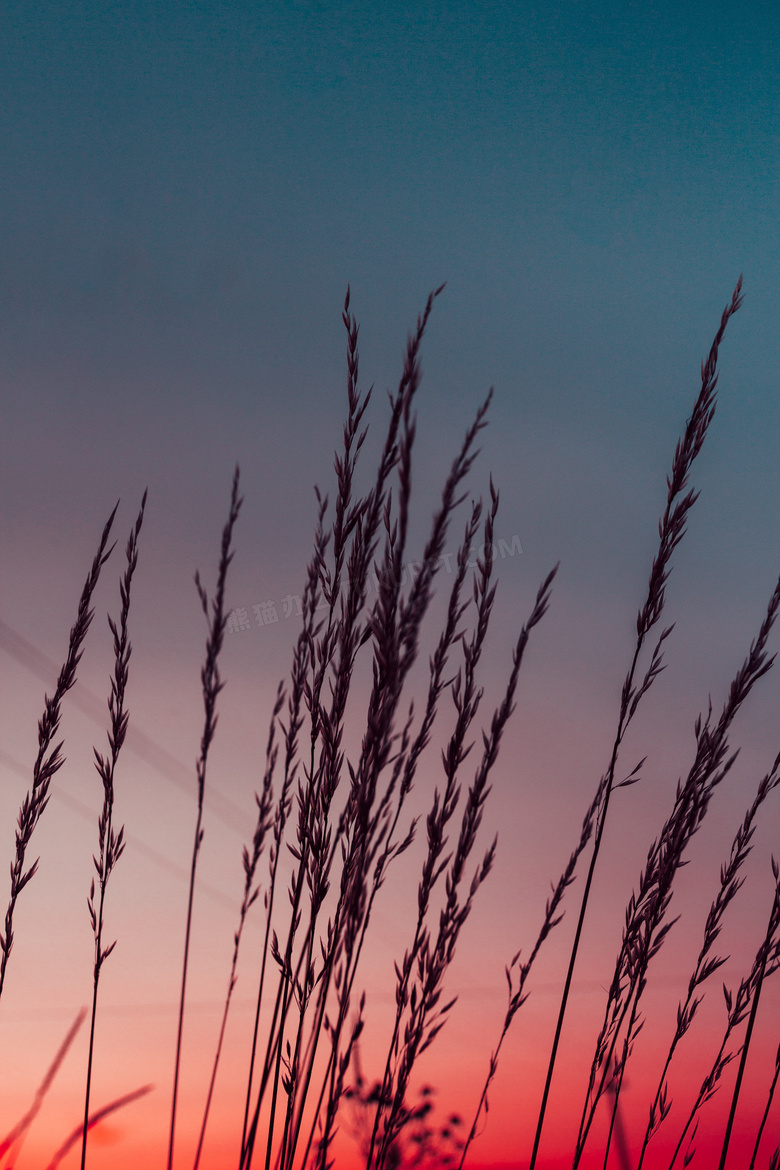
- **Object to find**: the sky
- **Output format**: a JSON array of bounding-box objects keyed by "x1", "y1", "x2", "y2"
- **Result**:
[{"x1": 1, "y1": 1, "x2": 779, "y2": 1167}]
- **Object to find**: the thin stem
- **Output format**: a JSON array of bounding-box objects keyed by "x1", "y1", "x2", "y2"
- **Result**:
[
  {"x1": 81, "y1": 493, "x2": 146, "y2": 1170},
  {"x1": 581, "y1": 568, "x2": 780, "y2": 1168},
  {"x1": 458, "y1": 778, "x2": 603, "y2": 1170},
  {"x1": 0, "y1": 503, "x2": 118, "y2": 1004},
  {"x1": 529, "y1": 276, "x2": 743, "y2": 1169},
  {"x1": 374, "y1": 565, "x2": 557, "y2": 1169},
  {"x1": 0, "y1": 1008, "x2": 86, "y2": 1164},
  {"x1": 304, "y1": 503, "x2": 483, "y2": 1170},
  {"x1": 637, "y1": 753, "x2": 780, "y2": 1169},
  {"x1": 719, "y1": 870, "x2": 780, "y2": 1170},
  {"x1": 46, "y1": 1086, "x2": 152, "y2": 1170},
  {"x1": 749, "y1": 1042, "x2": 780, "y2": 1170},
  {"x1": 193, "y1": 684, "x2": 282, "y2": 1170},
  {"x1": 168, "y1": 467, "x2": 242, "y2": 1170},
  {"x1": 668, "y1": 874, "x2": 780, "y2": 1170},
  {"x1": 240, "y1": 534, "x2": 320, "y2": 1169}
]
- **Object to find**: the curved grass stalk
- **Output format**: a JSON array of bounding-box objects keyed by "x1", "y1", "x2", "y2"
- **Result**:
[
  {"x1": 81, "y1": 492, "x2": 146, "y2": 1170},
  {"x1": 1, "y1": 503, "x2": 118, "y2": 1005},
  {"x1": 167, "y1": 467, "x2": 242, "y2": 1170},
  {"x1": 530, "y1": 277, "x2": 744, "y2": 1170}
]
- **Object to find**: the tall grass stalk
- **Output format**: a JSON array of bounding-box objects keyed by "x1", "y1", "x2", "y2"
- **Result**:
[
  {"x1": 459, "y1": 770, "x2": 608, "y2": 1169},
  {"x1": 239, "y1": 288, "x2": 536, "y2": 1170},
  {"x1": 193, "y1": 681, "x2": 284, "y2": 1170},
  {"x1": 750, "y1": 1041, "x2": 780, "y2": 1169},
  {"x1": 167, "y1": 467, "x2": 243, "y2": 1170},
  {"x1": 239, "y1": 517, "x2": 322, "y2": 1168},
  {"x1": 45, "y1": 1085, "x2": 153, "y2": 1170},
  {"x1": 717, "y1": 861, "x2": 780, "y2": 1170},
  {"x1": 242, "y1": 287, "x2": 449, "y2": 1170},
  {"x1": 577, "y1": 571, "x2": 780, "y2": 1168},
  {"x1": 637, "y1": 752, "x2": 780, "y2": 1168},
  {"x1": 81, "y1": 492, "x2": 146, "y2": 1170},
  {"x1": 318, "y1": 430, "x2": 501, "y2": 1170},
  {"x1": 668, "y1": 859, "x2": 780, "y2": 1169},
  {"x1": 0, "y1": 1008, "x2": 86, "y2": 1165},
  {"x1": 528, "y1": 276, "x2": 745, "y2": 1169},
  {"x1": 295, "y1": 497, "x2": 481, "y2": 1170},
  {"x1": 0, "y1": 503, "x2": 118, "y2": 1004}
]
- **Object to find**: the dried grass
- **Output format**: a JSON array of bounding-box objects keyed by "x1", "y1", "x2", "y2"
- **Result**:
[{"x1": 3, "y1": 280, "x2": 779, "y2": 1170}]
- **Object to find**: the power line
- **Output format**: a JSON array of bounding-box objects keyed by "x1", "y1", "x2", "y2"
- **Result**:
[
  {"x1": 0, "y1": 746, "x2": 236, "y2": 911},
  {"x1": 0, "y1": 617, "x2": 251, "y2": 837}
]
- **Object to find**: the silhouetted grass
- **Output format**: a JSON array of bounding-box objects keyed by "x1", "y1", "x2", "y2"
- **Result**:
[{"x1": 3, "y1": 280, "x2": 779, "y2": 1170}]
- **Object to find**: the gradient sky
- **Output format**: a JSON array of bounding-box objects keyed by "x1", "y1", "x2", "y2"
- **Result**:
[{"x1": 1, "y1": 2, "x2": 779, "y2": 1167}]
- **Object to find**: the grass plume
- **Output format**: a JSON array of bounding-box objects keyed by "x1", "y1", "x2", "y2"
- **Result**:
[
  {"x1": 167, "y1": 467, "x2": 243, "y2": 1170},
  {"x1": 81, "y1": 492, "x2": 147, "y2": 1170},
  {"x1": 529, "y1": 276, "x2": 745, "y2": 1170},
  {"x1": 1, "y1": 504, "x2": 118, "y2": 1003}
]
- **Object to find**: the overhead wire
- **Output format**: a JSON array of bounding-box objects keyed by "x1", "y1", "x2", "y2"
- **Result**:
[{"x1": 0, "y1": 617, "x2": 250, "y2": 836}]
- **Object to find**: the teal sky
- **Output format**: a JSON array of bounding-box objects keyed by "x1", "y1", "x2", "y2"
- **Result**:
[
  {"x1": 3, "y1": 1, "x2": 779, "y2": 387},
  {"x1": 1, "y1": 3, "x2": 779, "y2": 1167},
  {"x1": 3, "y1": 0, "x2": 778, "y2": 628}
]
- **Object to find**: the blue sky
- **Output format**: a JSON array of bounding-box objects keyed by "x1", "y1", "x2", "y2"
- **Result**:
[{"x1": 3, "y1": 0, "x2": 778, "y2": 639}]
